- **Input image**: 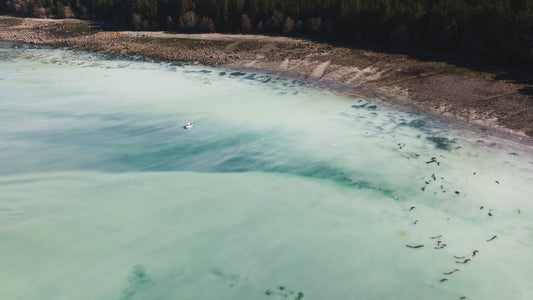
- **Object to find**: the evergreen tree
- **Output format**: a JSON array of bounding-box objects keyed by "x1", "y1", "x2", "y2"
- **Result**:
[{"x1": 2, "y1": 0, "x2": 532, "y2": 67}]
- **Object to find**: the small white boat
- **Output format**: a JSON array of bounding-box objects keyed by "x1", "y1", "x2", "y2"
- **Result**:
[{"x1": 184, "y1": 122, "x2": 194, "y2": 129}]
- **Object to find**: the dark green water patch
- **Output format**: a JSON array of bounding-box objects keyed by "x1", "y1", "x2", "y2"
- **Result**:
[
  {"x1": 397, "y1": 117, "x2": 450, "y2": 138},
  {"x1": 210, "y1": 268, "x2": 240, "y2": 287},
  {"x1": 1, "y1": 113, "x2": 399, "y2": 198},
  {"x1": 264, "y1": 285, "x2": 304, "y2": 299},
  {"x1": 426, "y1": 136, "x2": 456, "y2": 151},
  {"x1": 120, "y1": 265, "x2": 153, "y2": 300}
]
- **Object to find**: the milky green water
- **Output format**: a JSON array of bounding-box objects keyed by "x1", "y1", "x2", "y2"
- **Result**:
[{"x1": 1, "y1": 43, "x2": 533, "y2": 299}]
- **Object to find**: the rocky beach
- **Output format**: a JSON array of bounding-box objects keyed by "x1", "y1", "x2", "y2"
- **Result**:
[
  {"x1": 2, "y1": 15, "x2": 533, "y2": 299},
  {"x1": 1, "y1": 16, "x2": 532, "y2": 145}
]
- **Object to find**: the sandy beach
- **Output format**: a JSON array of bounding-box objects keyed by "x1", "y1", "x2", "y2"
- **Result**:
[{"x1": 1, "y1": 16, "x2": 532, "y2": 145}]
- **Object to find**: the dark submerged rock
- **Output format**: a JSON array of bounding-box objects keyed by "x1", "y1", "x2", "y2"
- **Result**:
[{"x1": 426, "y1": 136, "x2": 456, "y2": 150}]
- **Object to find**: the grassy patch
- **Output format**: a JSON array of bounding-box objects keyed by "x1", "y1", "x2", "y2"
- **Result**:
[
  {"x1": 0, "y1": 18, "x2": 23, "y2": 27},
  {"x1": 436, "y1": 63, "x2": 497, "y2": 79},
  {"x1": 146, "y1": 37, "x2": 233, "y2": 48},
  {"x1": 235, "y1": 41, "x2": 264, "y2": 51},
  {"x1": 47, "y1": 22, "x2": 98, "y2": 38},
  {"x1": 140, "y1": 37, "x2": 262, "y2": 51},
  {"x1": 453, "y1": 66, "x2": 497, "y2": 79}
]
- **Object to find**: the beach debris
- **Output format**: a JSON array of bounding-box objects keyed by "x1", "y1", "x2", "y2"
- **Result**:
[
  {"x1": 426, "y1": 157, "x2": 437, "y2": 164},
  {"x1": 456, "y1": 258, "x2": 471, "y2": 264},
  {"x1": 517, "y1": 209, "x2": 521, "y2": 214},
  {"x1": 183, "y1": 122, "x2": 194, "y2": 129},
  {"x1": 487, "y1": 235, "x2": 497, "y2": 242},
  {"x1": 229, "y1": 71, "x2": 246, "y2": 76},
  {"x1": 488, "y1": 212, "x2": 493, "y2": 216},
  {"x1": 434, "y1": 243, "x2": 447, "y2": 249},
  {"x1": 431, "y1": 235, "x2": 445, "y2": 249},
  {"x1": 406, "y1": 244, "x2": 424, "y2": 248},
  {"x1": 421, "y1": 186, "x2": 426, "y2": 191},
  {"x1": 455, "y1": 191, "x2": 460, "y2": 195},
  {"x1": 461, "y1": 297, "x2": 467, "y2": 300},
  {"x1": 432, "y1": 174, "x2": 436, "y2": 181},
  {"x1": 473, "y1": 172, "x2": 476, "y2": 175},
  {"x1": 412, "y1": 220, "x2": 419, "y2": 225},
  {"x1": 439, "y1": 278, "x2": 448, "y2": 282},
  {"x1": 480, "y1": 206, "x2": 484, "y2": 210},
  {"x1": 454, "y1": 250, "x2": 479, "y2": 260},
  {"x1": 495, "y1": 180, "x2": 500, "y2": 184},
  {"x1": 443, "y1": 269, "x2": 460, "y2": 275},
  {"x1": 409, "y1": 206, "x2": 416, "y2": 211}
]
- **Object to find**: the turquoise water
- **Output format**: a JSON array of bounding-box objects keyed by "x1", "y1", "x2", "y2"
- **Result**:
[{"x1": 1, "y1": 43, "x2": 533, "y2": 299}]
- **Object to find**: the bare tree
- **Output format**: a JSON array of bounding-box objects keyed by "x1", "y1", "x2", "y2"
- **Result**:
[
  {"x1": 282, "y1": 16, "x2": 295, "y2": 35},
  {"x1": 306, "y1": 17, "x2": 323, "y2": 35},
  {"x1": 63, "y1": 6, "x2": 74, "y2": 18},
  {"x1": 295, "y1": 20, "x2": 304, "y2": 34},
  {"x1": 7, "y1": 0, "x2": 30, "y2": 16},
  {"x1": 166, "y1": 16, "x2": 175, "y2": 29},
  {"x1": 269, "y1": 10, "x2": 283, "y2": 32},
  {"x1": 199, "y1": 16, "x2": 215, "y2": 33},
  {"x1": 241, "y1": 14, "x2": 252, "y2": 33},
  {"x1": 178, "y1": 11, "x2": 198, "y2": 32},
  {"x1": 257, "y1": 21, "x2": 264, "y2": 32},
  {"x1": 132, "y1": 13, "x2": 143, "y2": 30},
  {"x1": 32, "y1": 6, "x2": 47, "y2": 18}
]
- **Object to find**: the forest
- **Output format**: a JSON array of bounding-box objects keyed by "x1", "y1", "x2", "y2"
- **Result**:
[{"x1": 2, "y1": 0, "x2": 533, "y2": 68}]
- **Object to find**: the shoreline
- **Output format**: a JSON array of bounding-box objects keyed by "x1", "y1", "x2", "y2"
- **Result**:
[
  {"x1": 1, "y1": 16, "x2": 532, "y2": 146},
  {"x1": 249, "y1": 65, "x2": 533, "y2": 149}
]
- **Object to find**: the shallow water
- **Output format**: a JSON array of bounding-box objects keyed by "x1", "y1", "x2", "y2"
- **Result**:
[{"x1": 1, "y1": 43, "x2": 533, "y2": 299}]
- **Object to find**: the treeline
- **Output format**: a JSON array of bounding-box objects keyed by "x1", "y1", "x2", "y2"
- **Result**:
[{"x1": 2, "y1": 0, "x2": 533, "y2": 67}]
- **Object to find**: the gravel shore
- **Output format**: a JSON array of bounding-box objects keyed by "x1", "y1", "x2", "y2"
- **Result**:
[{"x1": 2, "y1": 16, "x2": 532, "y2": 145}]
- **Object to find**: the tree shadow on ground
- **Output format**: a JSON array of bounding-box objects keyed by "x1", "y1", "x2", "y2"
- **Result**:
[{"x1": 518, "y1": 86, "x2": 533, "y2": 98}]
